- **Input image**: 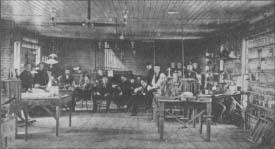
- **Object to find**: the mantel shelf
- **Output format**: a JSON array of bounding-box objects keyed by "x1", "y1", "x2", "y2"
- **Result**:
[
  {"x1": 248, "y1": 57, "x2": 275, "y2": 61},
  {"x1": 248, "y1": 43, "x2": 275, "y2": 49}
]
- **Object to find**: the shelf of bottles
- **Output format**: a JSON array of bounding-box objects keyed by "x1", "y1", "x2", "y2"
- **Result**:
[{"x1": 246, "y1": 23, "x2": 275, "y2": 125}]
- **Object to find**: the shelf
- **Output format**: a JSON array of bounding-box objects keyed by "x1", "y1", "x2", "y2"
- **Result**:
[
  {"x1": 248, "y1": 42, "x2": 275, "y2": 49},
  {"x1": 246, "y1": 29, "x2": 275, "y2": 40},
  {"x1": 218, "y1": 57, "x2": 241, "y2": 61},
  {"x1": 249, "y1": 70, "x2": 275, "y2": 73},
  {"x1": 247, "y1": 91, "x2": 275, "y2": 97},
  {"x1": 248, "y1": 57, "x2": 275, "y2": 61},
  {"x1": 229, "y1": 73, "x2": 241, "y2": 76},
  {"x1": 248, "y1": 81, "x2": 275, "y2": 86},
  {"x1": 249, "y1": 103, "x2": 273, "y2": 113}
]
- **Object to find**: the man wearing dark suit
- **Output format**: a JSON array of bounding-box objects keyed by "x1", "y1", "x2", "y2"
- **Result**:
[
  {"x1": 34, "y1": 63, "x2": 49, "y2": 87},
  {"x1": 19, "y1": 64, "x2": 33, "y2": 92},
  {"x1": 93, "y1": 77, "x2": 112, "y2": 112},
  {"x1": 130, "y1": 79, "x2": 154, "y2": 116},
  {"x1": 59, "y1": 69, "x2": 75, "y2": 87},
  {"x1": 115, "y1": 75, "x2": 131, "y2": 108}
]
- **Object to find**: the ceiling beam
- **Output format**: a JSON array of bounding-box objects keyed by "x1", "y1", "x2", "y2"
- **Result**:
[{"x1": 28, "y1": 28, "x2": 203, "y2": 40}]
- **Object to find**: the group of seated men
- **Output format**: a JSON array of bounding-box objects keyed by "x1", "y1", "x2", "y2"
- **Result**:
[
  {"x1": 18, "y1": 62, "x2": 158, "y2": 116},
  {"x1": 18, "y1": 61, "x2": 199, "y2": 116},
  {"x1": 59, "y1": 69, "x2": 156, "y2": 116}
]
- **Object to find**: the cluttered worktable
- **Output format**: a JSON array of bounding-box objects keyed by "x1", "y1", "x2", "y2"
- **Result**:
[
  {"x1": 20, "y1": 88, "x2": 73, "y2": 141},
  {"x1": 154, "y1": 94, "x2": 212, "y2": 141}
]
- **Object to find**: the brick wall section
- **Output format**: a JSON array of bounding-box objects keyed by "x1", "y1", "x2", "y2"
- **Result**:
[
  {"x1": 0, "y1": 30, "x2": 13, "y2": 79},
  {"x1": 40, "y1": 38, "x2": 102, "y2": 72}
]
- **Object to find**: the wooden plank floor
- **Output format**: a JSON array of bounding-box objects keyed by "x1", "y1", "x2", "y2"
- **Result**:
[{"x1": 16, "y1": 112, "x2": 254, "y2": 149}]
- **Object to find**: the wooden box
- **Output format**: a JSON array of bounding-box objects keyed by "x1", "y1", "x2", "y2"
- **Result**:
[{"x1": 0, "y1": 117, "x2": 16, "y2": 149}]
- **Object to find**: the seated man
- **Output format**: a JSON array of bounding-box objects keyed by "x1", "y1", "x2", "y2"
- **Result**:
[
  {"x1": 130, "y1": 79, "x2": 154, "y2": 116},
  {"x1": 113, "y1": 75, "x2": 131, "y2": 109},
  {"x1": 92, "y1": 77, "x2": 112, "y2": 112},
  {"x1": 129, "y1": 77, "x2": 140, "y2": 94},
  {"x1": 58, "y1": 69, "x2": 77, "y2": 111},
  {"x1": 58, "y1": 69, "x2": 75, "y2": 88},
  {"x1": 34, "y1": 63, "x2": 49, "y2": 88},
  {"x1": 20, "y1": 63, "x2": 33, "y2": 92}
]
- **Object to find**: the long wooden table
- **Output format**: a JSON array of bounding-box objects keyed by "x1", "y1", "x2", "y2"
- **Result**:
[
  {"x1": 155, "y1": 95, "x2": 212, "y2": 141},
  {"x1": 20, "y1": 94, "x2": 73, "y2": 141}
]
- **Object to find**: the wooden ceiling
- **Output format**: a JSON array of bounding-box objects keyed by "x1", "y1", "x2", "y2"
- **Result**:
[{"x1": 1, "y1": 0, "x2": 274, "y2": 40}]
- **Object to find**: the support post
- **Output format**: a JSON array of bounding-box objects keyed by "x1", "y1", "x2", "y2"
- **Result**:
[
  {"x1": 199, "y1": 114, "x2": 203, "y2": 134},
  {"x1": 56, "y1": 106, "x2": 60, "y2": 136},
  {"x1": 206, "y1": 102, "x2": 212, "y2": 141},
  {"x1": 24, "y1": 110, "x2": 28, "y2": 141},
  {"x1": 181, "y1": 40, "x2": 184, "y2": 65},
  {"x1": 159, "y1": 102, "x2": 165, "y2": 140}
]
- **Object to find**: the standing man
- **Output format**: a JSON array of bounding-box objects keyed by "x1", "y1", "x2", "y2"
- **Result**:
[
  {"x1": 19, "y1": 64, "x2": 33, "y2": 92},
  {"x1": 146, "y1": 62, "x2": 154, "y2": 85},
  {"x1": 151, "y1": 64, "x2": 166, "y2": 95}
]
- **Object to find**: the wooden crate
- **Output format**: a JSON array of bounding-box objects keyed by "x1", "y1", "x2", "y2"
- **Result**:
[{"x1": 0, "y1": 117, "x2": 16, "y2": 149}]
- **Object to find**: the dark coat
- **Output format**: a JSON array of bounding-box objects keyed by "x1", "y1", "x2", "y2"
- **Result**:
[
  {"x1": 19, "y1": 70, "x2": 33, "y2": 91},
  {"x1": 34, "y1": 70, "x2": 49, "y2": 86},
  {"x1": 185, "y1": 71, "x2": 197, "y2": 79},
  {"x1": 95, "y1": 82, "x2": 112, "y2": 96},
  {"x1": 60, "y1": 75, "x2": 74, "y2": 86},
  {"x1": 146, "y1": 68, "x2": 154, "y2": 85},
  {"x1": 119, "y1": 81, "x2": 132, "y2": 96}
]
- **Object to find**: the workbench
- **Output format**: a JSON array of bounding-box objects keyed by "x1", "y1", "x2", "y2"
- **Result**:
[
  {"x1": 20, "y1": 92, "x2": 73, "y2": 141},
  {"x1": 155, "y1": 95, "x2": 212, "y2": 141}
]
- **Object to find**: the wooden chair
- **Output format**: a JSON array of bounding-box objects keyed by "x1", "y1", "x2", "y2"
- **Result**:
[{"x1": 96, "y1": 100, "x2": 107, "y2": 112}]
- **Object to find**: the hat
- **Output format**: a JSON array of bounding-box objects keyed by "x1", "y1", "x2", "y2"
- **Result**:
[
  {"x1": 46, "y1": 58, "x2": 58, "y2": 65},
  {"x1": 49, "y1": 53, "x2": 58, "y2": 58}
]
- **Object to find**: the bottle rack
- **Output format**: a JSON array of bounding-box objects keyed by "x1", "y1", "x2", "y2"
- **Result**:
[{"x1": 246, "y1": 23, "x2": 275, "y2": 131}]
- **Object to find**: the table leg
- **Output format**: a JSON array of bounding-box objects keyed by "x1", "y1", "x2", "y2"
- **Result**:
[
  {"x1": 206, "y1": 102, "x2": 212, "y2": 142},
  {"x1": 24, "y1": 110, "x2": 28, "y2": 141},
  {"x1": 157, "y1": 103, "x2": 160, "y2": 133},
  {"x1": 152, "y1": 97, "x2": 157, "y2": 121},
  {"x1": 69, "y1": 101, "x2": 72, "y2": 127},
  {"x1": 199, "y1": 114, "x2": 203, "y2": 134},
  {"x1": 56, "y1": 106, "x2": 60, "y2": 136},
  {"x1": 159, "y1": 102, "x2": 165, "y2": 140},
  {"x1": 218, "y1": 101, "x2": 226, "y2": 122},
  {"x1": 193, "y1": 106, "x2": 197, "y2": 128},
  {"x1": 15, "y1": 115, "x2": 18, "y2": 138}
]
